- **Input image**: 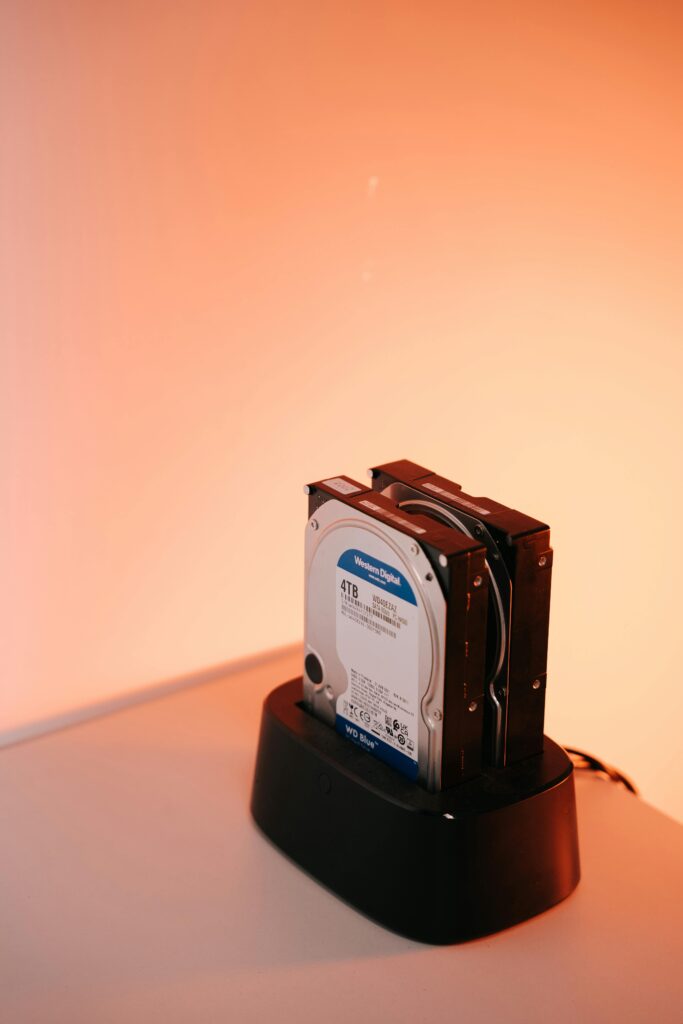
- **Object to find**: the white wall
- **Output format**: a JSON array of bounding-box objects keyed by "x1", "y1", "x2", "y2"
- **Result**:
[{"x1": 1, "y1": 1, "x2": 681, "y2": 819}]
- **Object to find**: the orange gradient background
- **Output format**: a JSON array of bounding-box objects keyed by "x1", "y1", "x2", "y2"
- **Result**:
[{"x1": 1, "y1": 1, "x2": 682, "y2": 819}]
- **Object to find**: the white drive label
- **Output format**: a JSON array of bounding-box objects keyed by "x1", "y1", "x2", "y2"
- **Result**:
[
  {"x1": 334, "y1": 548, "x2": 419, "y2": 778},
  {"x1": 358, "y1": 499, "x2": 427, "y2": 534},
  {"x1": 322, "y1": 477, "x2": 362, "y2": 495},
  {"x1": 422, "y1": 481, "x2": 491, "y2": 516}
]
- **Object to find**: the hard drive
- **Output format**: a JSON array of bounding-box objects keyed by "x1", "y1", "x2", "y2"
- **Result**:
[
  {"x1": 368, "y1": 461, "x2": 553, "y2": 766},
  {"x1": 303, "y1": 475, "x2": 489, "y2": 791}
]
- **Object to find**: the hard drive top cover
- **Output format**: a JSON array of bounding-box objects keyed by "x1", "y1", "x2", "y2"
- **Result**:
[
  {"x1": 306, "y1": 476, "x2": 486, "y2": 562},
  {"x1": 370, "y1": 460, "x2": 549, "y2": 542}
]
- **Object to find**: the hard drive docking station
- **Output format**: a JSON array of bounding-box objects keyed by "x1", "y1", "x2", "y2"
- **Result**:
[{"x1": 250, "y1": 464, "x2": 580, "y2": 943}]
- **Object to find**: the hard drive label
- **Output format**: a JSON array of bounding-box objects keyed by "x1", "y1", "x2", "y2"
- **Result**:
[
  {"x1": 358, "y1": 499, "x2": 427, "y2": 534},
  {"x1": 321, "y1": 477, "x2": 362, "y2": 495},
  {"x1": 422, "y1": 481, "x2": 491, "y2": 516},
  {"x1": 334, "y1": 548, "x2": 419, "y2": 779}
]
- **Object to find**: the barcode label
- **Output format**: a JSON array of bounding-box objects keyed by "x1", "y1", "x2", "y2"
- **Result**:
[
  {"x1": 422, "y1": 482, "x2": 491, "y2": 516},
  {"x1": 322, "y1": 477, "x2": 362, "y2": 495},
  {"x1": 359, "y1": 499, "x2": 426, "y2": 535}
]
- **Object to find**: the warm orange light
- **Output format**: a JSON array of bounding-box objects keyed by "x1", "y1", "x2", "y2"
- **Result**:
[{"x1": 1, "y1": 2, "x2": 681, "y2": 819}]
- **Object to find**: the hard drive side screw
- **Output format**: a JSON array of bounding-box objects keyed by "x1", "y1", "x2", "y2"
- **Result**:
[
  {"x1": 532, "y1": 678, "x2": 541, "y2": 690},
  {"x1": 474, "y1": 525, "x2": 483, "y2": 536},
  {"x1": 425, "y1": 572, "x2": 433, "y2": 581},
  {"x1": 410, "y1": 542, "x2": 419, "y2": 555},
  {"x1": 472, "y1": 575, "x2": 483, "y2": 588},
  {"x1": 468, "y1": 701, "x2": 478, "y2": 712},
  {"x1": 433, "y1": 709, "x2": 442, "y2": 720},
  {"x1": 310, "y1": 519, "x2": 319, "y2": 530},
  {"x1": 538, "y1": 554, "x2": 547, "y2": 567}
]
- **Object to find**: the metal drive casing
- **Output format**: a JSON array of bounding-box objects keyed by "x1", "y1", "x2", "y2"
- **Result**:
[
  {"x1": 369, "y1": 460, "x2": 553, "y2": 766},
  {"x1": 303, "y1": 476, "x2": 489, "y2": 791}
]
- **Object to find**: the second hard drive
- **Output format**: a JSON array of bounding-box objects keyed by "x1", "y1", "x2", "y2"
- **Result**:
[{"x1": 369, "y1": 460, "x2": 553, "y2": 766}]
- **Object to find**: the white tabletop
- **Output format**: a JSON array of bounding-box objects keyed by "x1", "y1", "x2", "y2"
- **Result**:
[{"x1": 1, "y1": 648, "x2": 681, "y2": 1024}]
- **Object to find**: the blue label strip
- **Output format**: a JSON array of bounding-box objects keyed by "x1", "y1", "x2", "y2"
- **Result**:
[
  {"x1": 336, "y1": 549, "x2": 416, "y2": 605},
  {"x1": 335, "y1": 716, "x2": 419, "y2": 780}
]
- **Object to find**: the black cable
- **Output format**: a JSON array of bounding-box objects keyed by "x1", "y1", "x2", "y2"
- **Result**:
[{"x1": 564, "y1": 746, "x2": 639, "y2": 795}]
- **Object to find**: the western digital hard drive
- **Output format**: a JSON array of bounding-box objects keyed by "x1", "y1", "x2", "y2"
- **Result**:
[
  {"x1": 369, "y1": 460, "x2": 553, "y2": 766},
  {"x1": 303, "y1": 475, "x2": 489, "y2": 791}
]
